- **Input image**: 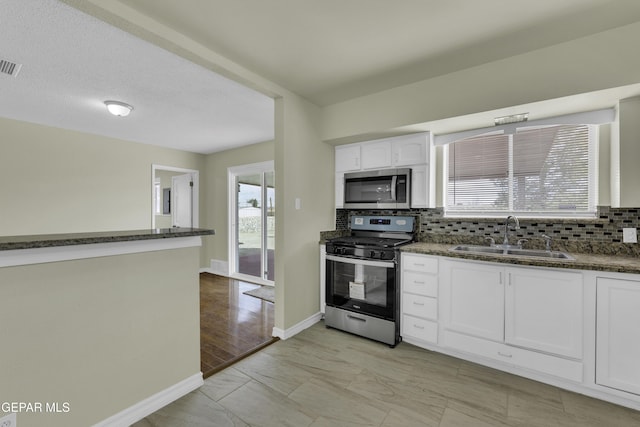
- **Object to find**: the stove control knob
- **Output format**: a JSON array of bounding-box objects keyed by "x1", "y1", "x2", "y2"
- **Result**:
[{"x1": 370, "y1": 250, "x2": 376, "y2": 258}]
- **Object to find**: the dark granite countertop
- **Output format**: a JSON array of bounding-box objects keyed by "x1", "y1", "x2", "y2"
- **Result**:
[
  {"x1": 402, "y1": 242, "x2": 640, "y2": 275},
  {"x1": 0, "y1": 228, "x2": 215, "y2": 251}
]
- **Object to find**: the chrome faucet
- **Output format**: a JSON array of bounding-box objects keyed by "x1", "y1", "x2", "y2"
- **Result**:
[{"x1": 503, "y1": 215, "x2": 520, "y2": 247}]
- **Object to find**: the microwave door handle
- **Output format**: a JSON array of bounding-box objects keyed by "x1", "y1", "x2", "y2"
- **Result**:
[{"x1": 391, "y1": 175, "x2": 397, "y2": 200}]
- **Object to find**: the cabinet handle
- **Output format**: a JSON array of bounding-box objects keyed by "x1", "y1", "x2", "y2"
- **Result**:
[
  {"x1": 498, "y1": 351, "x2": 513, "y2": 358},
  {"x1": 413, "y1": 324, "x2": 425, "y2": 330},
  {"x1": 412, "y1": 301, "x2": 425, "y2": 306},
  {"x1": 413, "y1": 281, "x2": 426, "y2": 285},
  {"x1": 414, "y1": 263, "x2": 425, "y2": 266}
]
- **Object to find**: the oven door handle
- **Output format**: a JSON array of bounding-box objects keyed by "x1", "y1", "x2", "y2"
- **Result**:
[{"x1": 326, "y1": 254, "x2": 395, "y2": 269}]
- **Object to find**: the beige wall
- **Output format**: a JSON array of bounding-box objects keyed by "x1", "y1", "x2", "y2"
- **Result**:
[
  {"x1": 615, "y1": 97, "x2": 640, "y2": 207},
  {"x1": 0, "y1": 117, "x2": 204, "y2": 236},
  {"x1": 201, "y1": 140, "x2": 275, "y2": 266},
  {"x1": 274, "y1": 95, "x2": 335, "y2": 331},
  {"x1": 321, "y1": 21, "x2": 640, "y2": 143},
  {"x1": 0, "y1": 246, "x2": 201, "y2": 427}
]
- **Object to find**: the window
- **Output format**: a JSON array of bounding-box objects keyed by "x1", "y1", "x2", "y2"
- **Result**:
[{"x1": 445, "y1": 124, "x2": 597, "y2": 217}]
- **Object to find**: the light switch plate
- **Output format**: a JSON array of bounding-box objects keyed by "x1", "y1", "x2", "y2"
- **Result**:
[{"x1": 623, "y1": 228, "x2": 637, "y2": 243}]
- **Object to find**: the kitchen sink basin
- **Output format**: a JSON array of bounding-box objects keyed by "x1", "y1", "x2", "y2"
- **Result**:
[{"x1": 450, "y1": 245, "x2": 575, "y2": 260}]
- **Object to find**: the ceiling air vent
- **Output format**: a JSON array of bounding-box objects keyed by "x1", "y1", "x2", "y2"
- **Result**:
[{"x1": 0, "y1": 59, "x2": 22, "y2": 77}]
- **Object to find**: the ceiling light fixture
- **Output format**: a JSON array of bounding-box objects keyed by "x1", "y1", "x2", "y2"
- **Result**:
[
  {"x1": 494, "y1": 112, "x2": 528, "y2": 126},
  {"x1": 104, "y1": 100, "x2": 133, "y2": 117}
]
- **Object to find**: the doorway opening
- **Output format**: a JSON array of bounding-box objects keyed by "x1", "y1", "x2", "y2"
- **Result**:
[
  {"x1": 151, "y1": 164, "x2": 199, "y2": 228},
  {"x1": 228, "y1": 161, "x2": 275, "y2": 285}
]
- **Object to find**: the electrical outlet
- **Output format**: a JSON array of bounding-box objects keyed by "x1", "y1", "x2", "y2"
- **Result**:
[
  {"x1": 0, "y1": 413, "x2": 16, "y2": 427},
  {"x1": 623, "y1": 227, "x2": 638, "y2": 243}
]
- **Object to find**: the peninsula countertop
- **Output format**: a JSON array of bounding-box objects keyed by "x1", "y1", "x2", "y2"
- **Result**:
[
  {"x1": 402, "y1": 242, "x2": 640, "y2": 275},
  {"x1": 0, "y1": 228, "x2": 215, "y2": 251}
]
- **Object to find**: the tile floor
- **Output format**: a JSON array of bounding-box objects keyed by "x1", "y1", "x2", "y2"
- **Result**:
[{"x1": 133, "y1": 322, "x2": 640, "y2": 426}]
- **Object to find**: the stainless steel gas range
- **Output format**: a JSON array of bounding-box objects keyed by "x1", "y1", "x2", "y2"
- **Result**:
[{"x1": 324, "y1": 215, "x2": 415, "y2": 347}]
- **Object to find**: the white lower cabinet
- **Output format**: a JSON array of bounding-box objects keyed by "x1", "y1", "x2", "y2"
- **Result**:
[
  {"x1": 596, "y1": 277, "x2": 640, "y2": 395},
  {"x1": 400, "y1": 253, "x2": 438, "y2": 344},
  {"x1": 440, "y1": 258, "x2": 584, "y2": 382},
  {"x1": 505, "y1": 267, "x2": 583, "y2": 359}
]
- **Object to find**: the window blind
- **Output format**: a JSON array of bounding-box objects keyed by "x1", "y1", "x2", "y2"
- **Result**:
[{"x1": 446, "y1": 124, "x2": 595, "y2": 216}]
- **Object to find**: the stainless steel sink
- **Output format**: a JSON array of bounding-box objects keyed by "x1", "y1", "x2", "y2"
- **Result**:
[{"x1": 450, "y1": 245, "x2": 575, "y2": 260}]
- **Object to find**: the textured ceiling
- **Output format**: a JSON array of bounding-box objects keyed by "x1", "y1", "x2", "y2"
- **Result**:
[{"x1": 0, "y1": 0, "x2": 274, "y2": 154}]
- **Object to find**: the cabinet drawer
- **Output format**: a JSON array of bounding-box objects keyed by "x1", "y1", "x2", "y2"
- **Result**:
[
  {"x1": 402, "y1": 315, "x2": 437, "y2": 343},
  {"x1": 442, "y1": 330, "x2": 510, "y2": 364},
  {"x1": 402, "y1": 253, "x2": 438, "y2": 274},
  {"x1": 402, "y1": 271, "x2": 437, "y2": 297},
  {"x1": 511, "y1": 344, "x2": 583, "y2": 383},
  {"x1": 442, "y1": 330, "x2": 583, "y2": 383},
  {"x1": 402, "y1": 293, "x2": 437, "y2": 320}
]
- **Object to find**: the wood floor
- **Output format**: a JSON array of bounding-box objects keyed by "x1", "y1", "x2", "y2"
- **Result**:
[
  {"x1": 199, "y1": 273, "x2": 277, "y2": 378},
  {"x1": 135, "y1": 322, "x2": 640, "y2": 427}
]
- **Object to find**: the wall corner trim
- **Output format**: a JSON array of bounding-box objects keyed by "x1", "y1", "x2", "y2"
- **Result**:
[
  {"x1": 272, "y1": 312, "x2": 322, "y2": 340},
  {"x1": 93, "y1": 372, "x2": 203, "y2": 427}
]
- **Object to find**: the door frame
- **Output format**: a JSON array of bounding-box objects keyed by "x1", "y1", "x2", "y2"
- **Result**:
[
  {"x1": 151, "y1": 164, "x2": 199, "y2": 228},
  {"x1": 228, "y1": 160, "x2": 274, "y2": 285}
]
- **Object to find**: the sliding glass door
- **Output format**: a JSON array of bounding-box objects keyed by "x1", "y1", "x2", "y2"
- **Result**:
[{"x1": 229, "y1": 162, "x2": 275, "y2": 284}]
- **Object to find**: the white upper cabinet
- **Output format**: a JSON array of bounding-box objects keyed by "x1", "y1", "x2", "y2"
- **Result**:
[
  {"x1": 392, "y1": 133, "x2": 429, "y2": 166},
  {"x1": 335, "y1": 144, "x2": 361, "y2": 172},
  {"x1": 334, "y1": 132, "x2": 434, "y2": 209},
  {"x1": 361, "y1": 139, "x2": 393, "y2": 169}
]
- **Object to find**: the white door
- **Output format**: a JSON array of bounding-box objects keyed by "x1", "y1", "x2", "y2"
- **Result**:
[
  {"x1": 229, "y1": 161, "x2": 275, "y2": 284},
  {"x1": 505, "y1": 267, "x2": 583, "y2": 359},
  {"x1": 596, "y1": 277, "x2": 640, "y2": 395},
  {"x1": 172, "y1": 173, "x2": 193, "y2": 228},
  {"x1": 392, "y1": 133, "x2": 428, "y2": 166},
  {"x1": 441, "y1": 260, "x2": 504, "y2": 342}
]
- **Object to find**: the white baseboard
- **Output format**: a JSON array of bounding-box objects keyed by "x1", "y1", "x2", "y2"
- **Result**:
[
  {"x1": 93, "y1": 372, "x2": 203, "y2": 427},
  {"x1": 273, "y1": 312, "x2": 322, "y2": 340},
  {"x1": 209, "y1": 259, "x2": 229, "y2": 276}
]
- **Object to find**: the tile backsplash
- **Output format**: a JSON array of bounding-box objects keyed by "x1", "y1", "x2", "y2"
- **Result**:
[{"x1": 336, "y1": 206, "x2": 640, "y2": 257}]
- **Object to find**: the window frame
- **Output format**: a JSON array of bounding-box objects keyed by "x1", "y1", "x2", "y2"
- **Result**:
[{"x1": 443, "y1": 124, "x2": 599, "y2": 219}]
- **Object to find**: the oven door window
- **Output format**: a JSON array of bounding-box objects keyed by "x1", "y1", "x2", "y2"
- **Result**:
[{"x1": 326, "y1": 255, "x2": 396, "y2": 319}]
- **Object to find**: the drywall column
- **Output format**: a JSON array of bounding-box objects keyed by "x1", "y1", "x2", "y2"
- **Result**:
[
  {"x1": 273, "y1": 95, "x2": 334, "y2": 337},
  {"x1": 612, "y1": 97, "x2": 640, "y2": 207}
]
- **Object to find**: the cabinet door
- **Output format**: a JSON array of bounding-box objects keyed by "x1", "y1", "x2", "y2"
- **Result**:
[
  {"x1": 335, "y1": 145, "x2": 361, "y2": 172},
  {"x1": 361, "y1": 140, "x2": 392, "y2": 169},
  {"x1": 596, "y1": 277, "x2": 640, "y2": 395},
  {"x1": 505, "y1": 267, "x2": 583, "y2": 359},
  {"x1": 392, "y1": 133, "x2": 428, "y2": 166},
  {"x1": 441, "y1": 260, "x2": 504, "y2": 341},
  {"x1": 335, "y1": 172, "x2": 344, "y2": 208},
  {"x1": 411, "y1": 165, "x2": 429, "y2": 208}
]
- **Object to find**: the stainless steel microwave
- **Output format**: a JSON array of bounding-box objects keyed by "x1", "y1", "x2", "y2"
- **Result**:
[{"x1": 343, "y1": 168, "x2": 411, "y2": 209}]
